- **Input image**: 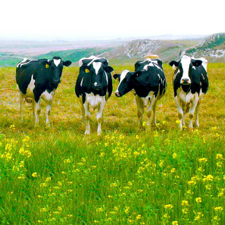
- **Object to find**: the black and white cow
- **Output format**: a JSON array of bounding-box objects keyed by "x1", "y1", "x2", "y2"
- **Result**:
[
  {"x1": 16, "y1": 56, "x2": 72, "y2": 126},
  {"x1": 114, "y1": 58, "x2": 167, "y2": 129},
  {"x1": 169, "y1": 55, "x2": 209, "y2": 130},
  {"x1": 75, "y1": 56, "x2": 113, "y2": 135}
]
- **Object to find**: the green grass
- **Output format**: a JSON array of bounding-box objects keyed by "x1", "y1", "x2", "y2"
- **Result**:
[{"x1": 0, "y1": 63, "x2": 225, "y2": 224}]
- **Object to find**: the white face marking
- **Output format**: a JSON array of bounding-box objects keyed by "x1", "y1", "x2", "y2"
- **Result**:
[
  {"x1": 93, "y1": 62, "x2": 102, "y2": 75},
  {"x1": 180, "y1": 56, "x2": 191, "y2": 84},
  {"x1": 53, "y1": 59, "x2": 61, "y2": 67},
  {"x1": 115, "y1": 70, "x2": 129, "y2": 93},
  {"x1": 79, "y1": 55, "x2": 108, "y2": 67}
]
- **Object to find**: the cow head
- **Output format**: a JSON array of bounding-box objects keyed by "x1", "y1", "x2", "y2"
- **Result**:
[
  {"x1": 169, "y1": 55, "x2": 202, "y2": 85},
  {"x1": 45, "y1": 56, "x2": 72, "y2": 85},
  {"x1": 114, "y1": 70, "x2": 137, "y2": 97},
  {"x1": 80, "y1": 57, "x2": 113, "y2": 94}
]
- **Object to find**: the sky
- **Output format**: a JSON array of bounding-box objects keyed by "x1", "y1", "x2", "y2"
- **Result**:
[{"x1": 1, "y1": 0, "x2": 224, "y2": 41}]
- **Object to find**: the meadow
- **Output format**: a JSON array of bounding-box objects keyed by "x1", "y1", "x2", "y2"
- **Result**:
[{"x1": 0, "y1": 62, "x2": 225, "y2": 224}]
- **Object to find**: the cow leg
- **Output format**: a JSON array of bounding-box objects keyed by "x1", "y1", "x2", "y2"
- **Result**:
[
  {"x1": 182, "y1": 102, "x2": 186, "y2": 126},
  {"x1": 83, "y1": 102, "x2": 91, "y2": 135},
  {"x1": 80, "y1": 98, "x2": 85, "y2": 121},
  {"x1": 34, "y1": 101, "x2": 41, "y2": 127},
  {"x1": 96, "y1": 98, "x2": 106, "y2": 135},
  {"x1": 42, "y1": 91, "x2": 54, "y2": 127},
  {"x1": 19, "y1": 92, "x2": 24, "y2": 121},
  {"x1": 152, "y1": 101, "x2": 157, "y2": 126},
  {"x1": 189, "y1": 93, "x2": 199, "y2": 129},
  {"x1": 135, "y1": 96, "x2": 144, "y2": 129},
  {"x1": 146, "y1": 95, "x2": 157, "y2": 130},
  {"x1": 46, "y1": 101, "x2": 52, "y2": 127},
  {"x1": 195, "y1": 100, "x2": 201, "y2": 127},
  {"x1": 175, "y1": 96, "x2": 184, "y2": 130}
]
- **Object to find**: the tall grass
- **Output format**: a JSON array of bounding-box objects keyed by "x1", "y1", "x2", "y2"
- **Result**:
[{"x1": 0, "y1": 63, "x2": 225, "y2": 224}]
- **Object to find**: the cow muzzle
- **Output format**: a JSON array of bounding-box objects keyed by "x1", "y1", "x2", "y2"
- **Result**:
[
  {"x1": 115, "y1": 91, "x2": 121, "y2": 97},
  {"x1": 181, "y1": 78, "x2": 191, "y2": 85}
]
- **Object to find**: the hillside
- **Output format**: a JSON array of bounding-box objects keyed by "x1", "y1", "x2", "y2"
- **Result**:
[
  {"x1": 183, "y1": 33, "x2": 225, "y2": 61},
  {"x1": 101, "y1": 39, "x2": 199, "y2": 62},
  {"x1": 1, "y1": 33, "x2": 225, "y2": 67},
  {"x1": 37, "y1": 48, "x2": 112, "y2": 64}
]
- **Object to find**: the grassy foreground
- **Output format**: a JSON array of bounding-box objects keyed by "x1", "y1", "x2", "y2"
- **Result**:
[{"x1": 0, "y1": 63, "x2": 225, "y2": 224}]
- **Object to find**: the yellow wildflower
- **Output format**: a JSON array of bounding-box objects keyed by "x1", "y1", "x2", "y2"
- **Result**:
[
  {"x1": 136, "y1": 214, "x2": 141, "y2": 220},
  {"x1": 173, "y1": 153, "x2": 177, "y2": 159},
  {"x1": 40, "y1": 208, "x2": 47, "y2": 212},
  {"x1": 125, "y1": 206, "x2": 130, "y2": 214},
  {"x1": 175, "y1": 120, "x2": 180, "y2": 124},
  {"x1": 164, "y1": 204, "x2": 173, "y2": 209},
  {"x1": 199, "y1": 158, "x2": 208, "y2": 163},
  {"x1": 172, "y1": 221, "x2": 178, "y2": 225},
  {"x1": 214, "y1": 207, "x2": 223, "y2": 212},
  {"x1": 216, "y1": 154, "x2": 223, "y2": 160},
  {"x1": 195, "y1": 197, "x2": 202, "y2": 204},
  {"x1": 32, "y1": 172, "x2": 38, "y2": 178},
  {"x1": 181, "y1": 200, "x2": 189, "y2": 207},
  {"x1": 45, "y1": 177, "x2": 51, "y2": 182}
]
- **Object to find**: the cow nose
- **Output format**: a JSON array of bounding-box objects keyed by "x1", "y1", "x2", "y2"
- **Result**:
[
  {"x1": 115, "y1": 91, "x2": 120, "y2": 97},
  {"x1": 181, "y1": 78, "x2": 190, "y2": 84}
]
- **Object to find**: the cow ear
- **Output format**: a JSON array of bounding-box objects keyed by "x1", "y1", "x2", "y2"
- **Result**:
[
  {"x1": 104, "y1": 66, "x2": 114, "y2": 73},
  {"x1": 113, "y1": 74, "x2": 120, "y2": 80},
  {"x1": 134, "y1": 61, "x2": 142, "y2": 71},
  {"x1": 169, "y1": 60, "x2": 179, "y2": 68},
  {"x1": 63, "y1": 60, "x2": 72, "y2": 67},
  {"x1": 192, "y1": 60, "x2": 202, "y2": 67},
  {"x1": 44, "y1": 60, "x2": 51, "y2": 68}
]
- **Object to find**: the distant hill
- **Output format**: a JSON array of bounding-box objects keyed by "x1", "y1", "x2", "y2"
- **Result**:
[
  {"x1": 37, "y1": 48, "x2": 112, "y2": 64},
  {"x1": 101, "y1": 39, "x2": 199, "y2": 62},
  {"x1": 1, "y1": 33, "x2": 225, "y2": 67},
  {"x1": 0, "y1": 52, "x2": 23, "y2": 67},
  {"x1": 183, "y1": 33, "x2": 225, "y2": 62}
]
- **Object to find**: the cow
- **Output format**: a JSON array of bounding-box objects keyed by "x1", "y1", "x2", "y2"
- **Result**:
[
  {"x1": 113, "y1": 58, "x2": 167, "y2": 130},
  {"x1": 75, "y1": 55, "x2": 113, "y2": 135},
  {"x1": 16, "y1": 56, "x2": 72, "y2": 127},
  {"x1": 169, "y1": 55, "x2": 209, "y2": 130}
]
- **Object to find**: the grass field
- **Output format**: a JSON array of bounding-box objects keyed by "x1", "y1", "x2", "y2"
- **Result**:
[{"x1": 0, "y1": 62, "x2": 225, "y2": 224}]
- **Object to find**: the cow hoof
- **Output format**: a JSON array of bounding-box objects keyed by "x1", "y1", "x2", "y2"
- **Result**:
[
  {"x1": 195, "y1": 122, "x2": 199, "y2": 128},
  {"x1": 85, "y1": 131, "x2": 90, "y2": 135}
]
